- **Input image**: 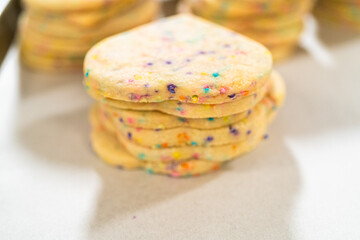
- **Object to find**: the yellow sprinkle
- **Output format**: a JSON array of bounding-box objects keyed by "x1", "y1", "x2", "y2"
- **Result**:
[
  {"x1": 201, "y1": 72, "x2": 208, "y2": 76},
  {"x1": 148, "y1": 72, "x2": 152, "y2": 74},
  {"x1": 173, "y1": 151, "x2": 181, "y2": 159},
  {"x1": 134, "y1": 75, "x2": 142, "y2": 80},
  {"x1": 224, "y1": 116, "x2": 229, "y2": 122},
  {"x1": 191, "y1": 95, "x2": 199, "y2": 103},
  {"x1": 92, "y1": 55, "x2": 98, "y2": 60}
]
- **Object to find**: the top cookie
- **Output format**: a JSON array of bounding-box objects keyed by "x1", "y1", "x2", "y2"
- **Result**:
[{"x1": 84, "y1": 14, "x2": 272, "y2": 104}]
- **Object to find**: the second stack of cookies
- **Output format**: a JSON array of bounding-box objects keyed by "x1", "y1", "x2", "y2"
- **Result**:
[
  {"x1": 19, "y1": 0, "x2": 159, "y2": 71},
  {"x1": 179, "y1": 0, "x2": 314, "y2": 61}
]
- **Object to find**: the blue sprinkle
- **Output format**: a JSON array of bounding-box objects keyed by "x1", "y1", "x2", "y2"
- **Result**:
[
  {"x1": 212, "y1": 72, "x2": 220, "y2": 77},
  {"x1": 204, "y1": 88, "x2": 210, "y2": 93},
  {"x1": 247, "y1": 130, "x2": 252, "y2": 135},
  {"x1": 178, "y1": 118, "x2": 185, "y2": 122},
  {"x1": 263, "y1": 134, "x2": 269, "y2": 139},
  {"x1": 191, "y1": 141, "x2": 197, "y2": 146},
  {"x1": 119, "y1": 118, "x2": 124, "y2": 122},
  {"x1": 228, "y1": 94, "x2": 236, "y2": 99},
  {"x1": 167, "y1": 84, "x2": 177, "y2": 93},
  {"x1": 208, "y1": 117, "x2": 214, "y2": 121},
  {"x1": 230, "y1": 128, "x2": 239, "y2": 136},
  {"x1": 85, "y1": 69, "x2": 90, "y2": 78},
  {"x1": 127, "y1": 132, "x2": 132, "y2": 140},
  {"x1": 206, "y1": 136, "x2": 214, "y2": 142}
]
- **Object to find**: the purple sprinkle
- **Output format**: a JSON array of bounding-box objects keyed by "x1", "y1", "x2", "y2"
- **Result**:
[
  {"x1": 155, "y1": 90, "x2": 159, "y2": 93},
  {"x1": 263, "y1": 134, "x2": 269, "y2": 139},
  {"x1": 155, "y1": 128, "x2": 161, "y2": 131},
  {"x1": 206, "y1": 136, "x2": 214, "y2": 142},
  {"x1": 147, "y1": 62, "x2": 153, "y2": 66},
  {"x1": 199, "y1": 51, "x2": 206, "y2": 55},
  {"x1": 230, "y1": 128, "x2": 239, "y2": 136},
  {"x1": 119, "y1": 118, "x2": 124, "y2": 122},
  {"x1": 133, "y1": 216, "x2": 136, "y2": 219},
  {"x1": 144, "y1": 83, "x2": 150, "y2": 88},
  {"x1": 247, "y1": 130, "x2": 252, "y2": 135},
  {"x1": 186, "y1": 72, "x2": 192, "y2": 75},
  {"x1": 167, "y1": 84, "x2": 177, "y2": 93},
  {"x1": 166, "y1": 61, "x2": 172, "y2": 64},
  {"x1": 248, "y1": 109, "x2": 252, "y2": 115},
  {"x1": 186, "y1": 58, "x2": 191, "y2": 62},
  {"x1": 117, "y1": 165, "x2": 123, "y2": 169},
  {"x1": 127, "y1": 132, "x2": 132, "y2": 140},
  {"x1": 228, "y1": 94, "x2": 236, "y2": 99}
]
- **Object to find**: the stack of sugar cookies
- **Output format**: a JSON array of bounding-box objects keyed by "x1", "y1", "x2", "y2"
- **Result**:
[
  {"x1": 314, "y1": 0, "x2": 360, "y2": 30},
  {"x1": 85, "y1": 14, "x2": 286, "y2": 177},
  {"x1": 19, "y1": 0, "x2": 159, "y2": 71},
  {"x1": 178, "y1": 0, "x2": 314, "y2": 61}
]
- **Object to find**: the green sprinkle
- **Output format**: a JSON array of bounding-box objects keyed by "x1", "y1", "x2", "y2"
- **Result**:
[
  {"x1": 147, "y1": 169, "x2": 153, "y2": 174},
  {"x1": 208, "y1": 117, "x2": 214, "y2": 121},
  {"x1": 138, "y1": 153, "x2": 145, "y2": 159}
]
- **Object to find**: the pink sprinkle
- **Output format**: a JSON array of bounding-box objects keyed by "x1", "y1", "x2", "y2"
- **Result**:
[
  {"x1": 193, "y1": 153, "x2": 199, "y2": 159},
  {"x1": 180, "y1": 111, "x2": 186, "y2": 115},
  {"x1": 128, "y1": 79, "x2": 134, "y2": 83},
  {"x1": 161, "y1": 155, "x2": 171, "y2": 161},
  {"x1": 220, "y1": 87, "x2": 226, "y2": 94},
  {"x1": 171, "y1": 171, "x2": 180, "y2": 177},
  {"x1": 235, "y1": 50, "x2": 247, "y2": 55},
  {"x1": 128, "y1": 118, "x2": 134, "y2": 123},
  {"x1": 136, "y1": 127, "x2": 142, "y2": 132},
  {"x1": 135, "y1": 94, "x2": 141, "y2": 100}
]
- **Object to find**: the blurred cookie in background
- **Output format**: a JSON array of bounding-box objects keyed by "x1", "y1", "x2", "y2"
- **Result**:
[
  {"x1": 314, "y1": 0, "x2": 360, "y2": 31},
  {"x1": 19, "y1": 0, "x2": 160, "y2": 72},
  {"x1": 178, "y1": 0, "x2": 315, "y2": 61}
]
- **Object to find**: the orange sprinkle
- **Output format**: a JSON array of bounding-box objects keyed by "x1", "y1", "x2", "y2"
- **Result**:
[
  {"x1": 241, "y1": 91, "x2": 249, "y2": 96},
  {"x1": 212, "y1": 165, "x2": 219, "y2": 171},
  {"x1": 161, "y1": 143, "x2": 168, "y2": 148},
  {"x1": 181, "y1": 162, "x2": 193, "y2": 170},
  {"x1": 179, "y1": 96, "x2": 185, "y2": 100},
  {"x1": 232, "y1": 145, "x2": 237, "y2": 150}
]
